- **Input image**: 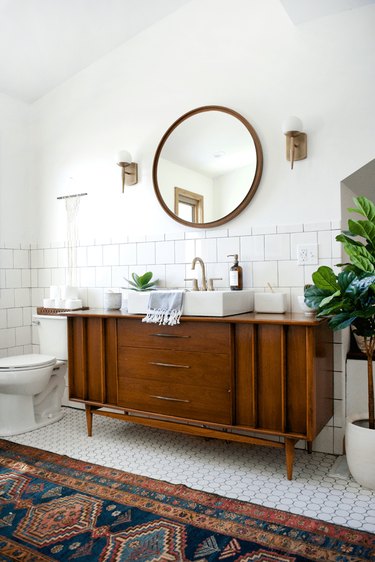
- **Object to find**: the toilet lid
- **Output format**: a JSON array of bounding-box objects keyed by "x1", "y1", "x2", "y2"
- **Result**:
[{"x1": 0, "y1": 354, "x2": 56, "y2": 371}]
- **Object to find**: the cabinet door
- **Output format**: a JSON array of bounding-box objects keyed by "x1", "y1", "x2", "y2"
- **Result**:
[
  {"x1": 68, "y1": 316, "x2": 118, "y2": 405},
  {"x1": 235, "y1": 323, "x2": 313, "y2": 436}
]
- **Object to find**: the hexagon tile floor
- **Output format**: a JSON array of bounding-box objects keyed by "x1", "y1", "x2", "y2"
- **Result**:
[{"x1": 5, "y1": 407, "x2": 375, "y2": 534}]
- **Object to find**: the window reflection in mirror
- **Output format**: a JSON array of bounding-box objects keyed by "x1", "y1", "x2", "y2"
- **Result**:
[
  {"x1": 174, "y1": 187, "x2": 204, "y2": 223},
  {"x1": 153, "y1": 106, "x2": 263, "y2": 228}
]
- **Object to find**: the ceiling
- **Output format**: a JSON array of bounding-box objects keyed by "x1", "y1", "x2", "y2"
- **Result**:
[
  {"x1": 280, "y1": 0, "x2": 375, "y2": 24},
  {"x1": 0, "y1": 0, "x2": 192, "y2": 102},
  {"x1": 1, "y1": 0, "x2": 374, "y2": 104}
]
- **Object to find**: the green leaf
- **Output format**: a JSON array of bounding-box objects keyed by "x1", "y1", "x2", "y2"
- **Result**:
[
  {"x1": 139, "y1": 271, "x2": 153, "y2": 286},
  {"x1": 329, "y1": 313, "x2": 356, "y2": 331},
  {"x1": 139, "y1": 281, "x2": 158, "y2": 290},
  {"x1": 337, "y1": 270, "x2": 356, "y2": 292},
  {"x1": 341, "y1": 240, "x2": 375, "y2": 272},
  {"x1": 125, "y1": 271, "x2": 157, "y2": 290},
  {"x1": 347, "y1": 274, "x2": 375, "y2": 295},
  {"x1": 348, "y1": 219, "x2": 375, "y2": 248},
  {"x1": 318, "y1": 299, "x2": 346, "y2": 316},
  {"x1": 319, "y1": 291, "x2": 341, "y2": 308},
  {"x1": 349, "y1": 196, "x2": 375, "y2": 223},
  {"x1": 125, "y1": 278, "x2": 139, "y2": 288},
  {"x1": 336, "y1": 233, "x2": 363, "y2": 247},
  {"x1": 311, "y1": 266, "x2": 339, "y2": 291},
  {"x1": 304, "y1": 285, "x2": 333, "y2": 309}
]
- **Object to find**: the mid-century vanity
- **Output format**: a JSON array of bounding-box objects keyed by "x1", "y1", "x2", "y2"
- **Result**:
[
  {"x1": 66, "y1": 106, "x2": 333, "y2": 479},
  {"x1": 66, "y1": 310, "x2": 333, "y2": 480}
]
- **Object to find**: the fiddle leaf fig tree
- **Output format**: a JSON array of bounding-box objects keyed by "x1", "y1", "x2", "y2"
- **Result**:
[{"x1": 305, "y1": 196, "x2": 375, "y2": 430}]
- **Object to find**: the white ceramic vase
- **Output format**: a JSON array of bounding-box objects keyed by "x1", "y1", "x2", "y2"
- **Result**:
[
  {"x1": 104, "y1": 292, "x2": 122, "y2": 310},
  {"x1": 346, "y1": 413, "x2": 375, "y2": 489}
]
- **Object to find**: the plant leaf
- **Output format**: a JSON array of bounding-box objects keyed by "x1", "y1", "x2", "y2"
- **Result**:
[
  {"x1": 132, "y1": 272, "x2": 140, "y2": 284},
  {"x1": 124, "y1": 278, "x2": 139, "y2": 288},
  {"x1": 349, "y1": 196, "x2": 375, "y2": 223},
  {"x1": 304, "y1": 285, "x2": 333, "y2": 309},
  {"x1": 329, "y1": 313, "x2": 356, "y2": 331},
  {"x1": 319, "y1": 291, "x2": 341, "y2": 308},
  {"x1": 311, "y1": 266, "x2": 339, "y2": 291},
  {"x1": 139, "y1": 281, "x2": 158, "y2": 291},
  {"x1": 139, "y1": 272, "x2": 153, "y2": 286},
  {"x1": 347, "y1": 219, "x2": 375, "y2": 249},
  {"x1": 336, "y1": 233, "x2": 363, "y2": 247},
  {"x1": 337, "y1": 270, "x2": 356, "y2": 292},
  {"x1": 340, "y1": 240, "x2": 375, "y2": 272}
]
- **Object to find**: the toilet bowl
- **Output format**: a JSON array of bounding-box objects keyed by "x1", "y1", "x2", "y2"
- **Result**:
[{"x1": 0, "y1": 315, "x2": 68, "y2": 436}]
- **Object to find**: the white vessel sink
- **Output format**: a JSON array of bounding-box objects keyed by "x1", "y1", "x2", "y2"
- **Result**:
[{"x1": 127, "y1": 290, "x2": 253, "y2": 317}]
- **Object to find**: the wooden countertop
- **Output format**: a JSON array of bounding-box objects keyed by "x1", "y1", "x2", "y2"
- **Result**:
[{"x1": 63, "y1": 308, "x2": 324, "y2": 326}]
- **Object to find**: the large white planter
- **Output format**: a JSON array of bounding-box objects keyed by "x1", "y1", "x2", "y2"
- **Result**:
[{"x1": 346, "y1": 413, "x2": 375, "y2": 489}]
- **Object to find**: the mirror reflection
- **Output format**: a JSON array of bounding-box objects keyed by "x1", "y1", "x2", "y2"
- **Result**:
[{"x1": 153, "y1": 106, "x2": 263, "y2": 228}]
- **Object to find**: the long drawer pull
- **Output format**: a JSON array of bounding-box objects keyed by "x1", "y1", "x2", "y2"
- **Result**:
[
  {"x1": 149, "y1": 361, "x2": 191, "y2": 369},
  {"x1": 150, "y1": 333, "x2": 191, "y2": 339},
  {"x1": 150, "y1": 395, "x2": 190, "y2": 403}
]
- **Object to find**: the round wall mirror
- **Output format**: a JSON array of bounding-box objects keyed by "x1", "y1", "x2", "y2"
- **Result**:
[{"x1": 152, "y1": 105, "x2": 263, "y2": 228}]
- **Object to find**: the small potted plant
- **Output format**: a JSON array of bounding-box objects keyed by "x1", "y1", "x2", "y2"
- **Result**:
[
  {"x1": 124, "y1": 272, "x2": 158, "y2": 291},
  {"x1": 124, "y1": 272, "x2": 159, "y2": 314},
  {"x1": 305, "y1": 196, "x2": 375, "y2": 488}
]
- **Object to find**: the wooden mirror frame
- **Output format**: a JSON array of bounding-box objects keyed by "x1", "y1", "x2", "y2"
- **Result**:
[{"x1": 152, "y1": 105, "x2": 263, "y2": 229}]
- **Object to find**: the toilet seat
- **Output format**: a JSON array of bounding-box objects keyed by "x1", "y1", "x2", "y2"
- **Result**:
[{"x1": 0, "y1": 354, "x2": 56, "y2": 372}]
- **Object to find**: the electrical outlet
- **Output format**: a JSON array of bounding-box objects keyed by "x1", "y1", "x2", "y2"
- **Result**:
[{"x1": 297, "y1": 244, "x2": 318, "y2": 265}]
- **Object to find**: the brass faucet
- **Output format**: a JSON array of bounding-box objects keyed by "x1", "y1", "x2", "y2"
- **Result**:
[{"x1": 191, "y1": 257, "x2": 207, "y2": 291}]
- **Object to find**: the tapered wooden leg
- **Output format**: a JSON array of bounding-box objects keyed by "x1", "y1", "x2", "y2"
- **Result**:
[
  {"x1": 85, "y1": 405, "x2": 93, "y2": 437},
  {"x1": 285, "y1": 438, "x2": 297, "y2": 480},
  {"x1": 307, "y1": 440, "x2": 313, "y2": 454}
]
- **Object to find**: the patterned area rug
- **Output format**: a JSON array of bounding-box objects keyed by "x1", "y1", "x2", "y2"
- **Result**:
[{"x1": 0, "y1": 439, "x2": 374, "y2": 561}]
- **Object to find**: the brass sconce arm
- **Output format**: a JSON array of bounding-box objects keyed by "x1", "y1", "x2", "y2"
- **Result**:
[
  {"x1": 117, "y1": 150, "x2": 138, "y2": 192},
  {"x1": 282, "y1": 117, "x2": 307, "y2": 170}
]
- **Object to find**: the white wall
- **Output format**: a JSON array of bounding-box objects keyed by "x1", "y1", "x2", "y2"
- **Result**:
[
  {"x1": 0, "y1": 94, "x2": 33, "y2": 245},
  {"x1": 213, "y1": 165, "x2": 253, "y2": 218},
  {"x1": 28, "y1": 0, "x2": 375, "y2": 244}
]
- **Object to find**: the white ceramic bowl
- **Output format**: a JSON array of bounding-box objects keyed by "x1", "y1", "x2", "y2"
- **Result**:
[{"x1": 297, "y1": 295, "x2": 317, "y2": 316}]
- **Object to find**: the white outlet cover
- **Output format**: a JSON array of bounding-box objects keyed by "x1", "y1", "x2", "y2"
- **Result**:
[{"x1": 297, "y1": 243, "x2": 318, "y2": 265}]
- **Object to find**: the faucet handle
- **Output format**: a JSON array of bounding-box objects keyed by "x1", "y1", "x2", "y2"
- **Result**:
[
  {"x1": 184, "y1": 278, "x2": 199, "y2": 291},
  {"x1": 208, "y1": 278, "x2": 223, "y2": 291}
]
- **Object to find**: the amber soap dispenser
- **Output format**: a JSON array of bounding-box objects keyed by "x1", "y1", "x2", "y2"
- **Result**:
[{"x1": 228, "y1": 254, "x2": 243, "y2": 291}]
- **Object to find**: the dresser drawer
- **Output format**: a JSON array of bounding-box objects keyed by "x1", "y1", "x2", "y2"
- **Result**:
[
  {"x1": 118, "y1": 319, "x2": 231, "y2": 353},
  {"x1": 118, "y1": 347, "x2": 231, "y2": 389},
  {"x1": 118, "y1": 378, "x2": 232, "y2": 424}
]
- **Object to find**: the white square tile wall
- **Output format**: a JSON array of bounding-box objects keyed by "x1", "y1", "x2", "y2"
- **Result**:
[{"x1": 0, "y1": 220, "x2": 347, "y2": 454}]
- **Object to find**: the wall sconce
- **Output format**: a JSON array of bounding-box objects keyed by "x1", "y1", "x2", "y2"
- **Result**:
[
  {"x1": 282, "y1": 116, "x2": 307, "y2": 170},
  {"x1": 117, "y1": 150, "x2": 138, "y2": 192}
]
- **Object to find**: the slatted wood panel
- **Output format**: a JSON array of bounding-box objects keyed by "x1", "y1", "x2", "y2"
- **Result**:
[
  {"x1": 257, "y1": 324, "x2": 285, "y2": 431},
  {"x1": 313, "y1": 321, "x2": 334, "y2": 437},
  {"x1": 286, "y1": 326, "x2": 307, "y2": 434},
  {"x1": 68, "y1": 317, "x2": 86, "y2": 400},
  {"x1": 235, "y1": 323, "x2": 333, "y2": 438},
  {"x1": 68, "y1": 316, "x2": 118, "y2": 406},
  {"x1": 235, "y1": 324, "x2": 256, "y2": 427}
]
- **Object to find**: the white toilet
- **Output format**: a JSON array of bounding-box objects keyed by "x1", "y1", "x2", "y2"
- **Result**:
[{"x1": 0, "y1": 315, "x2": 68, "y2": 437}]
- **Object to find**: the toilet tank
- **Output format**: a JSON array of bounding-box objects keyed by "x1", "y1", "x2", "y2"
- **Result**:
[{"x1": 34, "y1": 315, "x2": 68, "y2": 360}]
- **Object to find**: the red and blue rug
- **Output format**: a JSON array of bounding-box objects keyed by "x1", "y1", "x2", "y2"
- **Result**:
[{"x1": 0, "y1": 439, "x2": 374, "y2": 561}]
